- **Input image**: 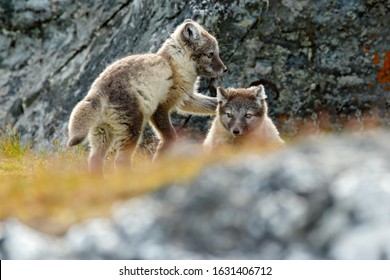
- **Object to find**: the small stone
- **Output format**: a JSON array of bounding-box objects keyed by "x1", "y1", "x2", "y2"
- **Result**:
[
  {"x1": 255, "y1": 61, "x2": 273, "y2": 75},
  {"x1": 338, "y1": 75, "x2": 365, "y2": 87}
]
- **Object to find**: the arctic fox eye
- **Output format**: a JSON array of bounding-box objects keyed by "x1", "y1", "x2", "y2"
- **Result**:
[
  {"x1": 206, "y1": 52, "x2": 214, "y2": 58},
  {"x1": 225, "y1": 113, "x2": 232, "y2": 118},
  {"x1": 245, "y1": 114, "x2": 253, "y2": 119}
]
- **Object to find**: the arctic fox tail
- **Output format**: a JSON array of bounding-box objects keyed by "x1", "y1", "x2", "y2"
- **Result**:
[{"x1": 67, "y1": 96, "x2": 101, "y2": 147}]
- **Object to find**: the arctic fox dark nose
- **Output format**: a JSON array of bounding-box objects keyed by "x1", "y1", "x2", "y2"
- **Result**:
[
  {"x1": 232, "y1": 128, "x2": 240, "y2": 135},
  {"x1": 223, "y1": 67, "x2": 228, "y2": 73}
]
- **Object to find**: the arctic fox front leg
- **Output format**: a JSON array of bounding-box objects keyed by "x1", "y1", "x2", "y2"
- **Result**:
[{"x1": 179, "y1": 93, "x2": 218, "y2": 115}]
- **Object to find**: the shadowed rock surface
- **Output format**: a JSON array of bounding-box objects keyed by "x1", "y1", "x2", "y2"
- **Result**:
[
  {"x1": 1, "y1": 131, "x2": 390, "y2": 259},
  {"x1": 0, "y1": 0, "x2": 389, "y2": 149}
]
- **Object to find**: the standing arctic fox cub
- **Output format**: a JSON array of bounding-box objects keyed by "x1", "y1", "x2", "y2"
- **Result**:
[
  {"x1": 67, "y1": 19, "x2": 227, "y2": 173},
  {"x1": 203, "y1": 85, "x2": 284, "y2": 149}
]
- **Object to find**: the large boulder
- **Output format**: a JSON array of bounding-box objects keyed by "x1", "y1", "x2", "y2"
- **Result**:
[{"x1": 1, "y1": 0, "x2": 389, "y2": 149}]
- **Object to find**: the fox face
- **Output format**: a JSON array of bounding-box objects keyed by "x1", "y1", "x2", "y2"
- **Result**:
[
  {"x1": 180, "y1": 20, "x2": 227, "y2": 77},
  {"x1": 217, "y1": 85, "x2": 267, "y2": 136}
]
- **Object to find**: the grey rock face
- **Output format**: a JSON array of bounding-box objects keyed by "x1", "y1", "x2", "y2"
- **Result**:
[
  {"x1": 1, "y1": 0, "x2": 389, "y2": 149},
  {"x1": 1, "y1": 131, "x2": 390, "y2": 259}
]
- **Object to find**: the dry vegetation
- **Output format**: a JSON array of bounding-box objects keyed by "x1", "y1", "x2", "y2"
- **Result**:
[
  {"x1": 0, "y1": 127, "x2": 269, "y2": 235},
  {"x1": 0, "y1": 111, "x2": 385, "y2": 235}
]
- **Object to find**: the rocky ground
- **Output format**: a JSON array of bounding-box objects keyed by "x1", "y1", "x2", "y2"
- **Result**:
[
  {"x1": 1, "y1": 130, "x2": 390, "y2": 259},
  {"x1": 0, "y1": 0, "x2": 389, "y2": 149}
]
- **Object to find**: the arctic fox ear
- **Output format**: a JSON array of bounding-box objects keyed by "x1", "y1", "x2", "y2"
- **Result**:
[
  {"x1": 217, "y1": 87, "x2": 228, "y2": 102},
  {"x1": 251, "y1": 85, "x2": 267, "y2": 100},
  {"x1": 183, "y1": 21, "x2": 200, "y2": 42}
]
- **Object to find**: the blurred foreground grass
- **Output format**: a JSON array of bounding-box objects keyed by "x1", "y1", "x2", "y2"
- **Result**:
[
  {"x1": 2, "y1": 115, "x2": 382, "y2": 235},
  {"x1": 1, "y1": 127, "x2": 277, "y2": 235}
]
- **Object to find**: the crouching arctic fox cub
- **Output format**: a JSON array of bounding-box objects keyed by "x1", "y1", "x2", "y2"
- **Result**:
[
  {"x1": 67, "y1": 19, "x2": 227, "y2": 173},
  {"x1": 203, "y1": 85, "x2": 284, "y2": 149}
]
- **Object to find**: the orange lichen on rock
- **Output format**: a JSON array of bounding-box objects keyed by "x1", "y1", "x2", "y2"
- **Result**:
[
  {"x1": 278, "y1": 114, "x2": 288, "y2": 123},
  {"x1": 377, "y1": 52, "x2": 390, "y2": 84},
  {"x1": 373, "y1": 53, "x2": 380, "y2": 65},
  {"x1": 364, "y1": 44, "x2": 371, "y2": 53}
]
